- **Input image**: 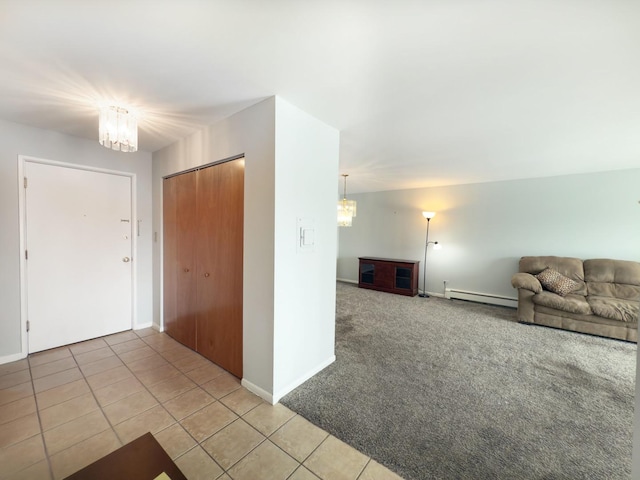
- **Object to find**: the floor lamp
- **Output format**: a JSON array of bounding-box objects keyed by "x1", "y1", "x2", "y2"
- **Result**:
[{"x1": 419, "y1": 211, "x2": 437, "y2": 298}]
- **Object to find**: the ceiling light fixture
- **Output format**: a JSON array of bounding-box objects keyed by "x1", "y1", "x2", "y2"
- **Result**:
[
  {"x1": 98, "y1": 105, "x2": 138, "y2": 152},
  {"x1": 338, "y1": 174, "x2": 357, "y2": 227}
]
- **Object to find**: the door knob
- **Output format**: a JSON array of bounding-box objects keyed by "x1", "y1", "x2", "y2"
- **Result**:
[
  {"x1": 204, "y1": 273, "x2": 210, "y2": 277},
  {"x1": 184, "y1": 268, "x2": 190, "y2": 272},
  {"x1": 122, "y1": 257, "x2": 130, "y2": 263}
]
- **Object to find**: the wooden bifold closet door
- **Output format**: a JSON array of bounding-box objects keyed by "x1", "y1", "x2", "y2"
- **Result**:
[
  {"x1": 163, "y1": 158, "x2": 244, "y2": 378},
  {"x1": 163, "y1": 171, "x2": 197, "y2": 350}
]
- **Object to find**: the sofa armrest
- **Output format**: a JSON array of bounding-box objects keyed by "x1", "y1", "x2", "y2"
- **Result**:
[
  {"x1": 516, "y1": 289, "x2": 536, "y2": 323},
  {"x1": 511, "y1": 272, "x2": 542, "y2": 293}
]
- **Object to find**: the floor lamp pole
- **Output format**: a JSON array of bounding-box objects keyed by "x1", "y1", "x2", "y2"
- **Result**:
[{"x1": 419, "y1": 217, "x2": 431, "y2": 298}]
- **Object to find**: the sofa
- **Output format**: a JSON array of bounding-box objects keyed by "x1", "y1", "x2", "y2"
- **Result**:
[{"x1": 511, "y1": 256, "x2": 640, "y2": 342}]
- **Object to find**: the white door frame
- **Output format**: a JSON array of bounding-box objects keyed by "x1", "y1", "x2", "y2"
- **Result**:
[{"x1": 18, "y1": 155, "x2": 137, "y2": 356}]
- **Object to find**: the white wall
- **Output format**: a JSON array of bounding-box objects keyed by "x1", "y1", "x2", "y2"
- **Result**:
[
  {"x1": 0, "y1": 118, "x2": 153, "y2": 362},
  {"x1": 272, "y1": 98, "x2": 339, "y2": 401},
  {"x1": 152, "y1": 96, "x2": 338, "y2": 402},
  {"x1": 338, "y1": 169, "x2": 640, "y2": 299}
]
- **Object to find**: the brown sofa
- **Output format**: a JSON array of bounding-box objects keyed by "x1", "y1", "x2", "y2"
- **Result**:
[{"x1": 511, "y1": 256, "x2": 640, "y2": 342}]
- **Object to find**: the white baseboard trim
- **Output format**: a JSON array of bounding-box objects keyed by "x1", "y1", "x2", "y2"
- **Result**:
[
  {"x1": 134, "y1": 322, "x2": 155, "y2": 331},
  {"x1": 337, "y1": 278, "x2": 357, "y2": 284},
  {"x1": 419, "y1": 290, "x2": 446, "y2": 298},
  {"x1": 0, "y1": 351, "x2": 27, "y2": 365},
  {"x1": 445, "y1": 288, "x2": 518, "y2": 308},
  {"x1": 272, "y1": 355, "x2": 336, "y2": 404},
  {"x1": 242, "y1": 355, "x2": 337, "y2": 405},
  {"x1": 241, "y1": 379, "x2": 275, "y2": 404}
]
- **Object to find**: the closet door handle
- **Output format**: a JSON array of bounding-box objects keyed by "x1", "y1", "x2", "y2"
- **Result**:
[
  {"x1": 204, "y1": 273, "x2": 210, "y2": 278},
  {"x1": 184, "y1": 268, "x2": 190, "y2": 273}
]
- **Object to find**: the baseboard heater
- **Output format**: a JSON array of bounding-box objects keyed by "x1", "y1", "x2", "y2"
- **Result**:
[{"x1": 445, "y1": 288, "x2": 517, "y2": 308}]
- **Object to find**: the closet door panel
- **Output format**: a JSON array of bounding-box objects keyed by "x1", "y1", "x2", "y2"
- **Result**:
[
  {"x1": 175, "y1": 172, "x2": 198, "y2": 349},
  {"x1": 195, "y1": 159, "x2": 244, "y2": 377},
  {"x1": 162, "y1": 176, "x2": 179, "y2": 339},
  {"x1": 163, "y1": 172, "x2": 197, "y2": 350}
]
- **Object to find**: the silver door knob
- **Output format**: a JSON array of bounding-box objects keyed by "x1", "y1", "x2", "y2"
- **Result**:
[
  {"x1": 122, "y1": 257, "x2": 130, "y2": 263},
  {"x1": 204, "y1": 273, "x2": 210, "y2": 277}
]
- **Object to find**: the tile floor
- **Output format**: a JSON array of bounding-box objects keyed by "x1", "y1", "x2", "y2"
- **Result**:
[{"x1": 0, "y1": 328, "x2": 403, "y2": 480}]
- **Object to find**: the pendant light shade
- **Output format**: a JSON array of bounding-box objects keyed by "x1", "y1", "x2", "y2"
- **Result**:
[
  {"x1": 338, "y1": 199, "x2": 357, "y2": 226},
  {"x1": 338, "y1": 174, "x2": 357, "y2": 227},
  {"x1": 99, "y1": 106, "x2": 138, "y2": 153}
]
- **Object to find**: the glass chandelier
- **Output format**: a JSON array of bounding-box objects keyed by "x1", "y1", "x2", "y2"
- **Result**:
[
  {"x1": 337, "y1": 174, "x2": 357, "y2": 227},
  {"x1": 98, "y1": 106, "x2": 138, "y2": 153}
]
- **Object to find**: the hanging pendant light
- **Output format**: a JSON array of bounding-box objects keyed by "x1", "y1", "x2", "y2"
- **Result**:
[
  {"x1": 98, "y1": 105, "x2": 138, "y2": 153},
  {"x1": 337, "y1": 174, "x2": 357, "y2": 227}
]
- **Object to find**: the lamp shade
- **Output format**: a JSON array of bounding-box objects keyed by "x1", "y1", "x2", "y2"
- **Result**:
[
  {"x1": 338, "y1": 199, "x2": 356, "y2": 226},
  {"x1": 99, "y1": 106, "x2": 138, "y2": 153},
  {"x1": 338, "y1": 174, "x2": 356, "y2": 227},
  {"x1": 422, "y1": 211, "x2": 436, "y2": 220}
]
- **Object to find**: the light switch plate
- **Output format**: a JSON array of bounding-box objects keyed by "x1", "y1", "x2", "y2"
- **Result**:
[{"x1": 296, "y1": 217, "x2": 315, "y2": 253}]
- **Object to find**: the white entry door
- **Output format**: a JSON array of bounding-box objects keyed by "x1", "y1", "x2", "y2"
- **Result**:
[{"x1": 24, "y1": 160, "x2": 133, "y2": 353}]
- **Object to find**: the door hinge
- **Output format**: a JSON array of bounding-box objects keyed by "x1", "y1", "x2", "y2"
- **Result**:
[
  {"x1": 25, "y1": 250, "x2": 28, "y2": 260},
  {"x1": 26, "y1": 320, "x2": 30, "y2": 332},
  {"x1": 23, "y1": 177, "x2": 27, "y2": 188}
]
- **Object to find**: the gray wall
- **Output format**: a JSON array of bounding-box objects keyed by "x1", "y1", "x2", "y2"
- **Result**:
[
  {"x1": 338, "y1": 169, "x2": 640, "y2": 298},
  {"x1": 0, "y1": 118, "x2": 153, "y2": 361}
]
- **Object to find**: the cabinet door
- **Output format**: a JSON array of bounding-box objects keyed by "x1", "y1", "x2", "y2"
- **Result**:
[
  {"x1": 163, "y1": 172, "x2": 197, "y2": 349},
  {"x1": 394, "y1": 267, "x2": 413, "y2": 290},
  {"x1": 195, "y1": 159, "x2": 244, "y2": 377},
  {"x1": 359, "y1": 263, "x2": 375, "y2": 285},
  {"x1": 375, "y1": 262, "x2": 395, "y2": 289}
]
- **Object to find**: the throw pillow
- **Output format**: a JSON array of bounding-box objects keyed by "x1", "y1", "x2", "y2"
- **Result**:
[{"x1": 535, "y1": 268, "x2": 579, "y2": 296}]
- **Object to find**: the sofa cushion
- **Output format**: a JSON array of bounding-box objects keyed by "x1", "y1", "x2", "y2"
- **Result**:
[
  {"x1": 532, "y1": 292, "x2": 592, "y2": 315},
  {"x1": 519, "y1": 256, "x2": 587, "y2": 296},
  {"x1": 535, "y1": 268, "x2": 579, "y2": 296},
  {"x1": 585, "y1": 259, "x2": 640, "y2": 300},
  {"x1": 587, "y1": 296, "x2": 639, "y2": 323}
]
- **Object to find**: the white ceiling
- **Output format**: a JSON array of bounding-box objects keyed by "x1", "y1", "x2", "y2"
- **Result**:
[{"x1": 1, "y1": 0, "x2": 638, "y2": 193}]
